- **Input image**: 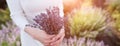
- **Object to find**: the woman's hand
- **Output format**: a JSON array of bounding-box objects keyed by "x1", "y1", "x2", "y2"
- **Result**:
[
  {"x1": 24, "y1": 26, "x2": 55, "y2": 46},
  {"x1": 50, "y1": 28, "x2": 65, "y2": 46}
]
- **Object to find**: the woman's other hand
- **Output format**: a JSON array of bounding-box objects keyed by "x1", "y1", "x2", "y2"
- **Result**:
[{"x1": 50, "y1": 28, "x2": 65, "y2": 46}]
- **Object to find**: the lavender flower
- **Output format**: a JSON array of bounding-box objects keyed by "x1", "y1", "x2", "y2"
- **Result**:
[
  {"x1": 33, "y1": 7, "x2": 63, "y2": 35},
  {"x1": 60, "y1": 37, "x2": 107, "y2": 46},
  {"x1": 0, "y1": 21, "x2": 20, "y2": 46}
]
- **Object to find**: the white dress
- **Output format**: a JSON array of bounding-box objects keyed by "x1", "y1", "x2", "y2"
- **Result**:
[{"x1": 6, "y1": 0, "x2": 64, "y2": 46}]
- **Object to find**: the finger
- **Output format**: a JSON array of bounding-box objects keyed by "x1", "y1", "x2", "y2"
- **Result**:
[
  {"x1": 51, "y1": 33, "x2": 65, "y2": 45},
  {"x1": 47, "y1": 35, "x2": 56, "y2": 40},
  {"x1": 42, "y1": 31, "x2": 56, "y2": 40},
  {"x1": 50, "y1": 33, "x2": 62, "y2": 43},
  {"x1": 44, "y1": 44, "x2": 50, "y2": 46},
  {"x1": 37, "y1": 38, "x2": 52, "y2": 45},
  {"x1": 43, "y1": 39, "x2": 55, "y2": 44},
  {"x1": 52, "y1": 29, "x2": 65, "y2": 41},
  {"x1": 51, "y1": 34, "x2": 65, "y2": 46},
  {"x1": 39, "y1": 31, "x2": 55, "y2": 40}
]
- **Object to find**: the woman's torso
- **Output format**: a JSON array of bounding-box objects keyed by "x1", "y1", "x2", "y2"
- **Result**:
[{"x1": 20, "y1": 0, "x2": 63, "y2": 23}]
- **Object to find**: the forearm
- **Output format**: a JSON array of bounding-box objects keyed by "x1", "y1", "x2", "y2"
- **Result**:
[{"x1": 24, "y1": 26, "x2": 41, "y2": 39}]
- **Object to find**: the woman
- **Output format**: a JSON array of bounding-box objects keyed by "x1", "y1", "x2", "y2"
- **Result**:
[{"x1": 6, "y1": 0, "x2": 65, "y2": 46}]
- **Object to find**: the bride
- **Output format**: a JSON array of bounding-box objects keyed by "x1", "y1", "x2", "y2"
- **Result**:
[{"x1": 6, "y1": 0, "x2": 65, "y2": 46}]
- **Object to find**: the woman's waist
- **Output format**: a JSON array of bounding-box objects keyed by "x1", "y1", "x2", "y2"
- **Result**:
[{"x1": 20, "y1": 29, "x2": 44, "y2": 46}]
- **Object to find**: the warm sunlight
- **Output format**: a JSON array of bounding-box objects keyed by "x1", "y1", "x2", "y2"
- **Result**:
[
  {"x1": 63, "y1": 0, "x2": 83, "y2": 14},
  {"x1": 0, "y1": 0, "x2": 120, "y2": 46},
  {"x1": 63, "y1": 0, "x2": 93, "y2": 15}
]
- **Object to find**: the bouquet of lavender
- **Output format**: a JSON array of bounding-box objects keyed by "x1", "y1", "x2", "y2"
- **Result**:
[{"x1": 33, "y1": 7, "x2": 63, "y2": 35}]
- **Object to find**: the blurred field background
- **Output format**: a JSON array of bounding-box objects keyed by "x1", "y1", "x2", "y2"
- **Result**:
[
  {"x1": 0, "y1": 0, "x2": 20, "y2": 46},
  {"x1": 0, "y1": 0, "x2": 120, "y2": 46}
]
